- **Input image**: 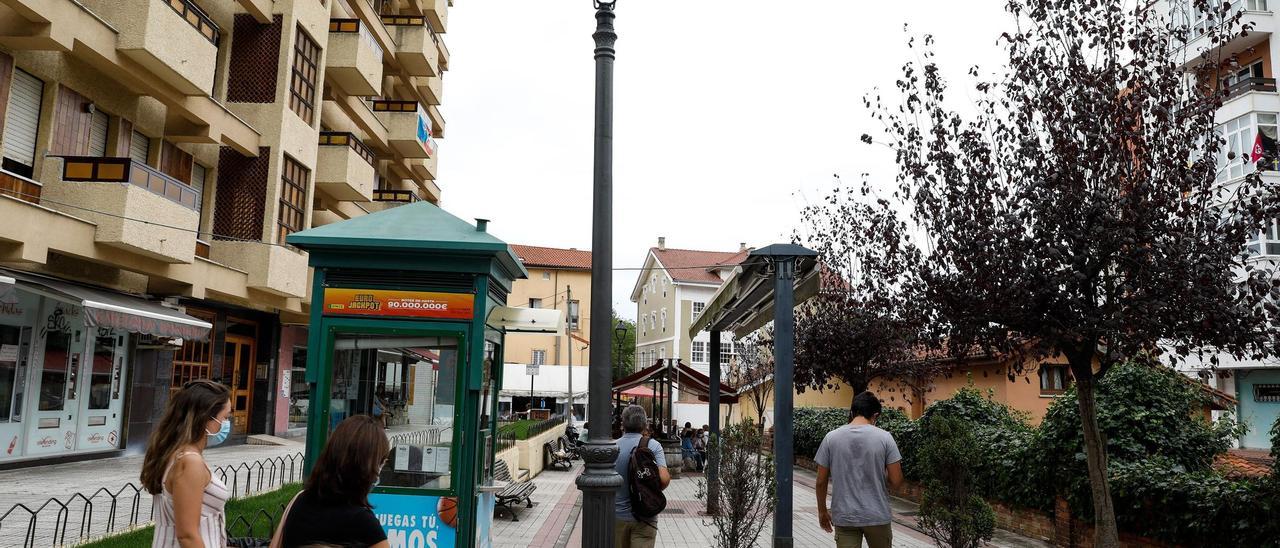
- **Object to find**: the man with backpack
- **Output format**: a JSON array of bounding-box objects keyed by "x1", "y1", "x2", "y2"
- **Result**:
[{"x1": 614, "y1": 405, "x2": 670, "y2": 547}]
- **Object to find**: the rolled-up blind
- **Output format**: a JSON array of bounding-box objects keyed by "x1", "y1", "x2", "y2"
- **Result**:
[
  {"x1": 88, "y1": 109, "x2": 108, "y2": 157},
  {"x1": 3, "y1": 69, "x2": 43, "y2": 171},
  {"x1": 129, "y1": 131, "x2": 149, "y2": 165}
]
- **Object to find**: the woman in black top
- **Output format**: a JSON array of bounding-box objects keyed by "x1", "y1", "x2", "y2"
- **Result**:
[{"x1": 273, "y1": 415, "x2": 390, "y2": 548}]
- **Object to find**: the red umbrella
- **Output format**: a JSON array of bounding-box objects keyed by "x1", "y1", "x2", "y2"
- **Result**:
[{"x1": 619, "y1": 385, "x2": 655, "y2": 398}]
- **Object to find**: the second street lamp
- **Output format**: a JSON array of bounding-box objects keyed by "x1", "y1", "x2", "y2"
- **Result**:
[{"x1": 614, "y1": 319, "x2": 630, "y2": 379}]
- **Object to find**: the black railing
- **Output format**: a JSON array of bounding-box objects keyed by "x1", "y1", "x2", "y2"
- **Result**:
[
  {"x1": 381, "y1": 14, "x2": 439, "y2": 45},
  {"x1": 0, "y1": 452, "x2": 303, "y2": 547},
  {"x1": 496, "y1": 430, "x2": 517, "y2": 453},
  {"x1": 319, "y1": 131, "x2": 376, "y2": 167},
  {"x1": 164, "y1": 0, "x2": 220, "y2": 44},
  {"x1": 329, "y1": 18, "x2": 362, "y2": 33},
  {"x1": 371, "y1": 99, "x2": 424, "y2": 113},
  {"x1": 389, "y1": 428, "x2": 445, "y2": 448},
  {"x1": 528, "y1": 415, "x2": 568, "y2": 439},
  {"x1": 1226, "y1": 77, "x2": 1278, "y2": 96},
  {"x1": 373, "y1": 188, "x2": 420, "y2": 203}
]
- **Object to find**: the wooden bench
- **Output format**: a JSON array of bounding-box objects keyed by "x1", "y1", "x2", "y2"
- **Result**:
[
  {"x1": 493, "y1": 460, "x2": 536, "y2": 521},
  {"x1": 544, "y1": 438, "x2": 574, "y2": 471}
]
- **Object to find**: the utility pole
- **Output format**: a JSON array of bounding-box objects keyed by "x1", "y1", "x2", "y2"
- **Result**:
[
  {"x1": 566, "y1": 284, "x2": 573, "y2": 422},
  {"x1": 577, "y1": 0, "x2": 621, "y2": 544}
]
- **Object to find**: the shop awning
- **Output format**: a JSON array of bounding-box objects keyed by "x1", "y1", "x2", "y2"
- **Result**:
[
  {"x1": 486, "y1": 305, "x2": 563, "y2": 333},
  {"x1": 613, "y1": 359, "x2": 741, "y2": 404},
  {"x1": 3, "y1": 270, "x2": 211, "y2": 341}
]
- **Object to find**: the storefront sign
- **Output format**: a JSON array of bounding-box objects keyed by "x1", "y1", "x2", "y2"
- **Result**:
[
  {"x1": 0, "y1": 344, "x2": 17, "y2": 362},
  {"x1": 371, "y1": 492, "x2": 457, "y2": 548},
  {"x1": 323, "y1": 289, "x2": 473, "y2": 320}
]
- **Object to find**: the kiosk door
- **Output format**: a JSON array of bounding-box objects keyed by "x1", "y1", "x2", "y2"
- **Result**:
[
  {"x1": 76, "y1": 330, "x2": 127, "y2": 451},
  {"x1": 27, "y1": 302, "x2": 83, "y2": 455},
  {"x1": 225, "y1": 335, "x2": 255, "y2": 435}
]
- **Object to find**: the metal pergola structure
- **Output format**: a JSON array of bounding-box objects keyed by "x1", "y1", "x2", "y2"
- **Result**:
[
  {"x1": 611, "y1": 359, "x2": 741, "y2": 438},
  {"x1": 689, "y1": 243, "x2": 819, "y2": 548}
]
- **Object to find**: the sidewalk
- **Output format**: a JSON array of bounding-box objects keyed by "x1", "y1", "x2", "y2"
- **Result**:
[{"x1": 0, "y1": 439, "x2": 303, "y2": 547}]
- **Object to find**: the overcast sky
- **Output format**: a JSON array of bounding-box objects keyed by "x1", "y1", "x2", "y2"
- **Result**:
[{"x1": 438, "y1": 1, "x2": 1012, "y2": 320}]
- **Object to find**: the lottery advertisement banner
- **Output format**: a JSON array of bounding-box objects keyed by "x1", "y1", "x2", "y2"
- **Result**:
[
  {"x1": 371, "y1": 492, "x2": 458, "y2": 548},
  {"x1": 323, "y1": 288, "x2": 474, "y2": 320}
]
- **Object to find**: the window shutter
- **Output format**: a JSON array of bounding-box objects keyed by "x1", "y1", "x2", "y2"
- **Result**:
[
  {"x1": 129, "y1": 131, "x2": 149, "y2": 165},
  {"x1": 191, "y1": 163, "x2": 207, "y2": 194},
  {"x1": 3, "y1": 69, "x2": 43, "y2": 172},
  {"x1": 88, "y1": 109, "x2": 108, "y2": 157}
]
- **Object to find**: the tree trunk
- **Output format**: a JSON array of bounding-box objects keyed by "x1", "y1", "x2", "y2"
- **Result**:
[{"x1": 1069, "y1": 359, "x2": 1120, "y2": 548}]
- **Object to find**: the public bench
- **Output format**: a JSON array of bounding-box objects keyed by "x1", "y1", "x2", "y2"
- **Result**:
[{"x1": 493, "y1": 459, "x2": 536, "y2": 521}]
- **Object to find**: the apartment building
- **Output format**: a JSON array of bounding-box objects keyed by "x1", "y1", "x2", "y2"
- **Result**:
[
  {"x1": 0, "y1": 0, "x2": 454, "y2": 465},
  {"x1": 505, "y1": 245, "x2": 591, "y2": 368},
  {"x1": 630, "y1": 238, "x2": 747, "y2": 427},
  {"x1": 1168, "y1": 0, "x2": 1280, "y2": 449}
]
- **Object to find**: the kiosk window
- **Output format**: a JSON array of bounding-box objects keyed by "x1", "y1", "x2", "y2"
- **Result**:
[
  {"x1": 39, "y1": 330, "x2": 71, "y2": 411},
  {"x1": 333, "y1": 334, "x2": 458, "y2": 491},
  {"x1": 89, "y1": 334, "x2": 116, "y2": 410},
  {"x1": 0, "y1": 325, "x2": 25, "y2": 422}
]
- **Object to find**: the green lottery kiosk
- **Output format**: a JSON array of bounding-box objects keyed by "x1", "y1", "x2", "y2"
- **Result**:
[{"x1": 288, "y1": 203, "x2": 559, "y2": 548}]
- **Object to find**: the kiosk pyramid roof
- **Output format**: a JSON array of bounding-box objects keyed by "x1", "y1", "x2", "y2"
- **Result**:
[{"x1": 287, "y1": 202, "x2": 525, "y2": 277}]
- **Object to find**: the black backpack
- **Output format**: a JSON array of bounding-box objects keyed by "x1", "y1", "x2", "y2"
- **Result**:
[{"x1": 628, "y1": 435, "x2": 667, "y2": 523}]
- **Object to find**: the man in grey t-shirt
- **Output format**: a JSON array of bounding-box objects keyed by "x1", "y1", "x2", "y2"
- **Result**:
[
  {"x1": 614, "y1": 405, "x2": 670, "y2": 548},
  {"x1": 815, "y1": 391, "x2": 903, "y2": 548}
]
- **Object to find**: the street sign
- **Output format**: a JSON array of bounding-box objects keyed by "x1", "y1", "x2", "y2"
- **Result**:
[{"x1": 526, "y1": 364, "x2": 539, "y2": 376}]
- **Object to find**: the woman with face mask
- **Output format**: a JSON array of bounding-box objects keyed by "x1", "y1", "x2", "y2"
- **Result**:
[{"x1": 140, "y1": 379, "x2": 233, "y2": 547}]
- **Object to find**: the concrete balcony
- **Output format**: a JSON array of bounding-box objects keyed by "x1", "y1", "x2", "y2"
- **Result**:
[
  {"x1": 372, "y1": 100, "x2": 437, "y2": 158},
  {"x1": 427, "y1": 104, "x2": 445, "y2": 138},
  {"x1": 209, "y1": 240, "x2": 307, "y2": 298},
  {"x1": 40, "y1": 156, "x2": 199, "y2": 263},
  {"x1": 316, "y1": 132, "x2": 378, "y2": 202},
  {"x1": 327, "y1": 19, "x2": 384, "y2": 97},
  {"x1": 438, "y1": 35, "x2": 450, "y2": 73},
  {"x1": 1181, "y1": 7, "x2": 1273, "y2": 70},
  {"x1": 365, "y1": 187, "x2": 421, "y2": 212},
  {"x1": 85, "y1": 0, "x2": 219, "y2": 96},
  {"x1": 383, "y1": 15, "x2": 440, "y2": 77},
  {"x1": 425, "y1": 0, "x2": 449, "y2": 33},
  {"x1": 416, "y1": 75, "x2": 443, "y2": 106},
  {"x1": 407, "y1": 155, "x2": 438, "y2": 181},
  {"x1": 0, "y1": 170, "x2": 41, "y2": 205}
]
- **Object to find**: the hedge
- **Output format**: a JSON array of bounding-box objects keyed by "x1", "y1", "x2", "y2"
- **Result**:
[{"x1": 791, "y1": 361, "x2": 1280, "y2": 545}]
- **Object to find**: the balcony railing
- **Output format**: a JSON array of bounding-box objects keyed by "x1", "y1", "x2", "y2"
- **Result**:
[
  {"x1": 195, "y1": 239, "x2": 211, "y2": 259},
  {"x1": 319, "y1": 132, "x2": 376, "y2": 167},
  {"x1": 371, "y1": 99, "x2": 424, "y2": 114},
  {"x1": 1226, "y1": 77, "x2": 1278, "y2": 96},
  {"x1": 373, "y1": 188, "x2": 421, "y2": 203},
  {"x1": 59, "y1": 156, "x2": 201, "y2": 211},
  {"x1": 0, "y1": 169, "x2": 41, "y2": 204},
  {"x1": 163, "y1": 0, "x2": 220, "y2": 44},
  {"x1": 381, "y1": 14, "x2": 439, "y2": 46}
]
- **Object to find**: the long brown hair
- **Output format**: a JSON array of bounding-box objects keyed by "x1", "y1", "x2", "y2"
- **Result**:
[
  {"x1": 305, "y1": 415, "x2": 389, "y2": 508},
  {"x1": 140, "y1": 380, "x2": 231, "y2": 494}
]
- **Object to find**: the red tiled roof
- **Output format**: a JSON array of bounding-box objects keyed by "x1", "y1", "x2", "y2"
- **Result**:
[
  {"x1": 511, "y1": 244, "x2": 592, "y2": 270},
  {"x1": 1214, "y1": 449, "x2": 1275, "y2": 479},
  {"x1": 651, "y1": 247, "x2": 748, "y2": 284}
]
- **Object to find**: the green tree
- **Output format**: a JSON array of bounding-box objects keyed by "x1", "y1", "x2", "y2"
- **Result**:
[
  {"x1": 916, "y1": 416, "x2": 996, "y2": 548},
  {"x1": 697, "y1": 421, "x2": 775, "y2": 548},
  {"x1": 610, "y1": 310, "x2": 636, "y2": 381}
]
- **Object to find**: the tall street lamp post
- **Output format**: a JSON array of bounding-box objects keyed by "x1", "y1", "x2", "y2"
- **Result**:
[
  {"x1": 614, "y1": 319, "x2": 631, "y2": 380},
  {"x1": 577, "y1": 0, "x2": 622, "y2": 546}
]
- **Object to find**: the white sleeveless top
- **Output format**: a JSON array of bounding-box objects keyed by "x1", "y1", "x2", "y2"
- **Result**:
[{"x1": 152, "y1": 451, "x2": 230, "y2": 548}]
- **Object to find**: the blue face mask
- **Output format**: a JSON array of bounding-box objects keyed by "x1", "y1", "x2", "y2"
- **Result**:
[{"x1": 207, "y1": 417, "x2": 231, "y2": 446}]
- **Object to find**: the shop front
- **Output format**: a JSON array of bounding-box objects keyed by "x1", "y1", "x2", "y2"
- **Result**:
[{"x1": 0, "y1": 270, "x2": 210, "y2": 464}]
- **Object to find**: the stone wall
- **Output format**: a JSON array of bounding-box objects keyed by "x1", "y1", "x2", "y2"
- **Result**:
[{"x1": 516, "y1": 422, "x2": 567, "y2": 479}]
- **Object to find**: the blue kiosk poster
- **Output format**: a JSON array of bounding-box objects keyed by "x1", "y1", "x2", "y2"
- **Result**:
[{"x1": 371, "y1": 492, "x2": 458, "y2": 548}]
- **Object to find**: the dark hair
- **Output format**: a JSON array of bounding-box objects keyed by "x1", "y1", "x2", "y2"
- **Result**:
[
  {"x1": 850, "y1": 391, "x2": 883, "y2": 420},
  {"x1": 141, "y1": 380, "x2": 231, "y2": 494},
  {"x1": 305, "y1": 415, "x2": 390, "y2": 508}
]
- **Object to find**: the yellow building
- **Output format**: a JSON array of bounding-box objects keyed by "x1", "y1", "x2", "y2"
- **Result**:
[
  {"x1": 505, "y1": 245, "x2": 593, "y2": 368},
  {"x1": 0, "y1": 0, "x2": 454, "y2": 465}
]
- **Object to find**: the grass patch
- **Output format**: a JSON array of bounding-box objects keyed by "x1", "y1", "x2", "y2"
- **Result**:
[
  {"x1": 79, "y1": 483, "x2": 302, "y2": 548},
  {"x1": 499, "y1": 420, "x2": 537, "y2": 440}
]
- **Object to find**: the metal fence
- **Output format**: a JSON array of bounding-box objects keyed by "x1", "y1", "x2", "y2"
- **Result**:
[
  {"x1": 528, "y1": 415, "x2": 567, "y2": 439},
  {"x1": 388, "y1": 427, "x2": 445, "y2": 448},
  {"x1": 0, "y1": 452, "x2": 304, "y2": 548}
]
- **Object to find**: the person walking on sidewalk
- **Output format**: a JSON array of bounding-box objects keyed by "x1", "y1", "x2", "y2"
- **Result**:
[
  {"x1": 140, "y1": 380, "x2": 234, "y2": 548},
  {"x1": 614, "y1": 405, "x2": 670, "y2": 548},
  {"x1": 815, "y1": 391, "x2": 904, "y2": 548}
]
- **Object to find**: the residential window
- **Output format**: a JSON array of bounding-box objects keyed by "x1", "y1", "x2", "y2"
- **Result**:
[
  {"x1": 88, "y1": 108, "x2": 109, "y2": 157},
  {"x1": 542, "y1": 272, "x2": 551, "y2": 280},
  {"x1": 1255, "y1": 384, "x2": 1280, "y2": 402},
  {"x1": 660, "y1": 308, "x2": 667, "y2": 332},
  {"x1": 1039, "y1": 364, "x2": 1069, "y2": 395},
  {"x1": 0, "y1": 325, "x2": 30, "y2": 423},
  {"x1": 1179, "y1": 1, "x2": 1268, "y2": 36},
  {"x1": 693, "y1": 301, "x2": 705, "y2": 320},
  {"x1": 2, "y1": 69, "x2": 43, "y2": 178},
  {"x1": 278, "y1": 156, "x2": 309, "y2": 244},
  {"x1": 129, "y1": 131, "x2": 150, "y2": 166},
  {"x1": 650, "y1": 312, "x2": 656, "y2": 330},
  {"x1": 1218, "y1": 112, "x2": 1278, "y2": 182},
  {"x1": 659, "y1": 347, "x2": 666, "y2": 361},
  {"x1": 1247, "y1": 219, "x2": 1280, "y2": 256},
  {"x1": 289, "y1": 26, "x2": 321, "y2": 124},
  {"x1": 719, "y1": 341, "x2": 736, "y2": 366},
  {"x1": 532, "y1": 350, "x2": 546, "y2": 366},
  {"x1": 529, "y1": 298, "x2": 542, "y2": 309},
  {"x1": 1223, "y1": 61, "x2": 1265, "y2": 90},
  {"x1": 569, "y1": 300, "x2": 581, "y2": 331},
  {"x1": 692, "y1": 341, "x2": 706, "y2": 364}
]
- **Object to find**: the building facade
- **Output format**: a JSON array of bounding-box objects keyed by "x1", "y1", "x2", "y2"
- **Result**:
[
  {"x1": 1168, "y1": 0, "x2": 1280, "y2": 450},
  {"x1": 0, "y1": 0, "x2": 455, "y2": 465}
]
